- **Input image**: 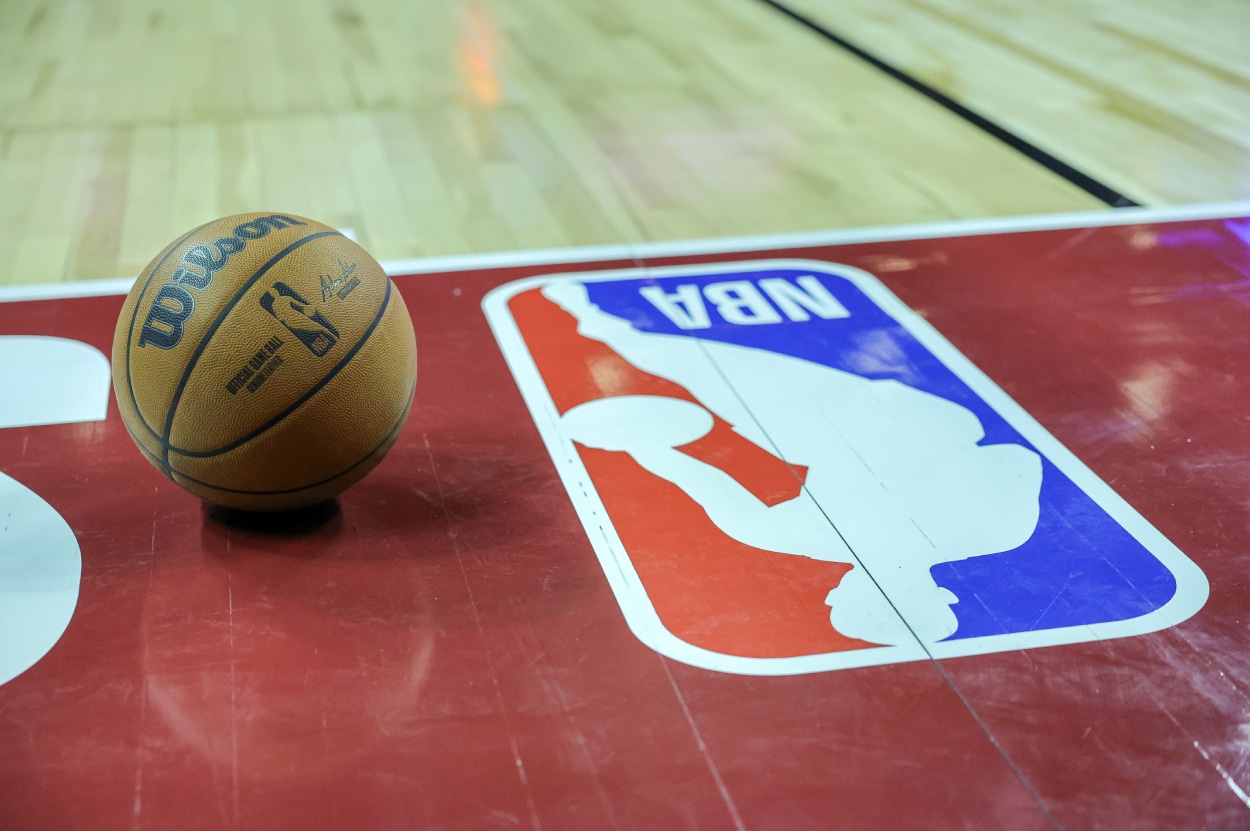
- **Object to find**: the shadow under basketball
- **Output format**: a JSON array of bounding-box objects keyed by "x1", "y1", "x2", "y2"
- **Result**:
[{"x1": 203, "y1": 499, "x2": 343, "y2": 537}]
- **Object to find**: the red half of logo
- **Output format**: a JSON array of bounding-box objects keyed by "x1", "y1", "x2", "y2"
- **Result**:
[{"x1": 508, "y1": 287, "x2": 876, "y2": 659}]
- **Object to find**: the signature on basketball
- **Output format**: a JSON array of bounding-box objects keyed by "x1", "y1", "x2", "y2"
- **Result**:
[{"x1": 320, "y1": 259, "x2": 360, "y2": 302}]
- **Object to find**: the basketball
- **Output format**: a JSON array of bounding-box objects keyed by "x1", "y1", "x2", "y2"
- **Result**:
[{"x1": 110, "y1": 212, "x2": 417, "y2": 512}]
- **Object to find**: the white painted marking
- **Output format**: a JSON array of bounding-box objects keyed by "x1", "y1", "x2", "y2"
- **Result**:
[
  {"x1": 2, "y1": 201, "x2": 1247, "y2": 302},
  {"x1": 0, "y1": 336, "x2": 111, "y2": 429},
  {"x1": 0, "y1": 277, "x2": 136, "y2": 304},
  {"x1": 702, "y1": 280, "x2": 784, "y2": 325},
  {"x1": 0, "y1": 471, "x2": 82, "y2": 686},
  {"x1": 759, "y1": 276, "x2": 851, "y2": 321},
  {"x1": 1193, "y1": 740, "x2": 1250, "y2": 809},
  {"x1": 0, "y1": 336, "x2": 104, "y2": 685},
  {"x1": 640, "y1": 285, "x2": 712, "y2": 330}
]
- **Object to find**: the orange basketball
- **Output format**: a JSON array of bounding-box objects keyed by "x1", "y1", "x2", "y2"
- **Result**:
[{"x1": 111, "y1": 213, "x2": 417, "y2": 512}]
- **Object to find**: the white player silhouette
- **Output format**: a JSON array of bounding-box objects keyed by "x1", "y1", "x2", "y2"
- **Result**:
[{"x1": 546, "y1": 282, "x2": 1043, "y2": 646}]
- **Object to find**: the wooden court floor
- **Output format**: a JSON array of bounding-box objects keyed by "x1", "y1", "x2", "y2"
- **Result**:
[{"x1": 0, "y1": 0, "x2": 1247, "y2": 286}]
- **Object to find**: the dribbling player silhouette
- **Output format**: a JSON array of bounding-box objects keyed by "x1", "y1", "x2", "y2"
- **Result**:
[{"x1": 546, "y1": 282, "x2": 1043, "y2": 646}]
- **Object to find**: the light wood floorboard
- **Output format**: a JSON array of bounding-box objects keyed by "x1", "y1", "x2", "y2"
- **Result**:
[
  {"x1": 786, "y1": 0, "x2": 1250, "y2": 206},
  {"x1": 0, "y1": 0, "x2": 1107, "y2": 285}
]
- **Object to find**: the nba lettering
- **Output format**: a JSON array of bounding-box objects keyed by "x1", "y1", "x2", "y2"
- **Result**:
[
  {"x1": 137, "y1": 214, "x2": 306, "y2": 350},
  {"x1": 640, "y1": 275, "x2": 850, "y2": 328},
  {"x1": 485, "y1": 260, "x2": 1209, "y2": 675}
]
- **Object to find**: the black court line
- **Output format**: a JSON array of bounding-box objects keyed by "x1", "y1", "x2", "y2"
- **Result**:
[{"x1": 753, "y1": 0, "x2": 1141, "y2": 208}]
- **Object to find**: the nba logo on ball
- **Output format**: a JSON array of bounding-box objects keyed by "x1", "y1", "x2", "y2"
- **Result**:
[{"x1": 485, "y1": 260, "x2": 1209, "y2": 675}]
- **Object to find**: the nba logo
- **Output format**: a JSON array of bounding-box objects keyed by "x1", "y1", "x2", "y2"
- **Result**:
[
  {"x1": 260, "y1": 281, "x2": 340, "y2": 357},
  {"x1": 484, "y1": 261, "x2": 1209, "y2": 675}
]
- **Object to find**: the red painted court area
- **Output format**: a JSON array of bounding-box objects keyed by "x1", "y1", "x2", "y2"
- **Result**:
[{"x1": 2, "y1": 210, "x2": 1250, "y2": 829}]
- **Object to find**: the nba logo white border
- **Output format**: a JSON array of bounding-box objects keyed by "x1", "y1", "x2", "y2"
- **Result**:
[{"x1": 484, "y1": 259, "x2": 1210, "y2": 676}]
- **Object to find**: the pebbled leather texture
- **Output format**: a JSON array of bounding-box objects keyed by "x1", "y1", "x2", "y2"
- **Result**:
[{"x1": 111, "y1": 212, "x2": 417, "y2": 511}]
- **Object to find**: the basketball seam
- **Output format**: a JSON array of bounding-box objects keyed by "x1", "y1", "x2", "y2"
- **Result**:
[
  {"x1": 158, "y1": 230, "x2": 341, "y2": 473},
  {"x1": 125, "y1": 220, "x2": 220, "y2": 444},
  {"x1": 170, "y1": 275, "x2": 393, "y2": 459},
  {"x1": 168, "y1": 380, "x2": 415, "y2": 496}
]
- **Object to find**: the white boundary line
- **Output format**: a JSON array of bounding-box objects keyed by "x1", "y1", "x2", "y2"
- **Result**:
[
  {"x1": 0, "y1": 277, "x2": 138, "y2": 305},
  {"x1": 1, "y1": 201, "x2": 1246, "y2": 305},
  {"x1": 385, "y1": 200, "x2": 1250, "y2": 274}
]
